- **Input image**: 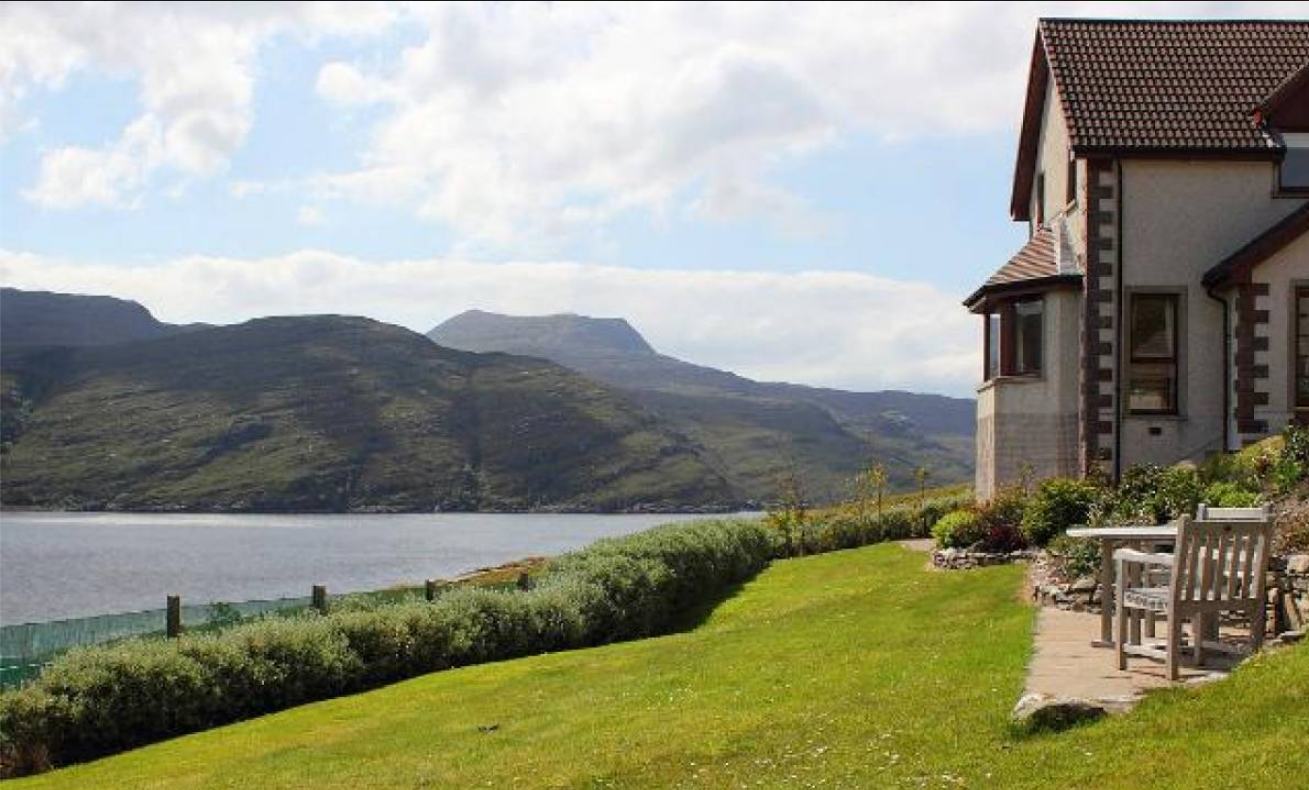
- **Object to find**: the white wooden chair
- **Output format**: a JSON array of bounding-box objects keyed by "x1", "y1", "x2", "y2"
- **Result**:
[{"x1": 1114, "y1": 513, "x2": 1274, "y2": 680}]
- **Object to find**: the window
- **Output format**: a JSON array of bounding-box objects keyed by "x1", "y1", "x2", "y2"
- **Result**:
[
  {"x1": 1012, "y1": 299, "x2": 1043, "y2": 375},
  {"x1": 983, "y1": 298, "x2": 1043, "y2": 380},
  {"x1": 1066, "y1": 157, "x2": 1077, "y2": 205},
  {"x1": 986, "y1": 311, "x2": 1001, "y2": 380},
  {"x1": 1034, "y1": 172, "x2": 1046, "y2": 227},
  {"x1": 1128, "y1": 293, "x2": 1179, "y2": 414},
  {"x1": 1281, "y1": 133, "x2": 1309, "y2": 191}
]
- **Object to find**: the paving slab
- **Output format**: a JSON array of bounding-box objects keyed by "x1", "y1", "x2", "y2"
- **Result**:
[{"x1": 1025, "y1": 606, "x2": 1233, "y2": 711}]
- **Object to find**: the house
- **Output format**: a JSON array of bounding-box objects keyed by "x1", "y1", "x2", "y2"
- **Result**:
[{"x1": 966, "y1": 19, "x2": 1309, "y2": 499}]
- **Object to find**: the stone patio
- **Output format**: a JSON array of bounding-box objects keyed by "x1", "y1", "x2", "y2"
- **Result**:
[{"x1": 1024, "y1": 606, "x2": 1234, "y2": 712}]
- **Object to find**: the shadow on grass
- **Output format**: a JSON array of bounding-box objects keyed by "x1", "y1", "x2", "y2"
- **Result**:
[{"x1": 667, "y1": 579, "x2": 750, "y2": 634}]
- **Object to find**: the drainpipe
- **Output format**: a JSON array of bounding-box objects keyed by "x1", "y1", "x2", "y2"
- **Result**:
[
  {"x1": 1206, "y1": 286, "x2": 1231, "y2": 453},
  {"x1": 1114, "y1": 161, "x2": 1124, "y2": 482}
]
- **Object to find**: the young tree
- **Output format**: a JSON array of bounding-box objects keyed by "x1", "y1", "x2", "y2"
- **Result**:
[
  {"x1": 865, "y1": 462, "x2": 887, "y2": 520},
  {"x1": 914, "y1": 466, "x2": 931, "y2": 534},
  {"x1": 768, "y1": 456, "x2": 809, "y2": 555}
]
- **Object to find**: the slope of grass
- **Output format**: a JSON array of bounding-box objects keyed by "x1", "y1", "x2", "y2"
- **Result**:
[{"x1": 13, "y1": 545, "x2": 1307, "y2": 789}]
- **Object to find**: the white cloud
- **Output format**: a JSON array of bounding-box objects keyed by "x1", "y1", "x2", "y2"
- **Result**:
[
  {"x1": 3, "y1": 1, "x2": 400, "y2": 208},
  {"x1": 297, "y1": 205, "x2": 326, "y2": 226},
  {"x1": 0, "y1": 248, "x2": 980, "y2": 396},
  {"x1": 7, "y1": 0, "x2": 1305, "y2": 236},
  {"x1": 285, "y1": 0, "x2": 1309, "y2": 250}
]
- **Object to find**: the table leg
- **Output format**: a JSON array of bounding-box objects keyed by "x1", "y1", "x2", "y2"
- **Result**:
[{"x1": 1097, "y1": 540, "x2": 1114, "y2": 646}]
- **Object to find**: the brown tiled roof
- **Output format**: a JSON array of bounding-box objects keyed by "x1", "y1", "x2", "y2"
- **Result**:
[
  {"x1": 1259, "y1": 62, "x2": 1309, "y2": 118},
  {"x1": 1011, "y1": 19, "x2": 1309, "y2": 219},
  {"x1": 963, "y1": 227, "x2": 1081, "y2": 310},
  {"x1": 1043, "y1": 19, "x2": 1309, "y2": 154},
  {"x1": 1202, "y1": 202, "x2": 1309, "y2": 288}
]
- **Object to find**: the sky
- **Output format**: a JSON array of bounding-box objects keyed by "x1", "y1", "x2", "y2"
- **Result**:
[{"x1": 1, "y1": 1, "x2": 1305, "y2": 397}]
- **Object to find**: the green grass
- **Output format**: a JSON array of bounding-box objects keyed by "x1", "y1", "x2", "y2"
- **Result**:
[{"x1": 12, "y1": 545, "x2": 1308, "y2": 789}]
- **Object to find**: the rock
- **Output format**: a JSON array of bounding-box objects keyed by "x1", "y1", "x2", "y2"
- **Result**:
[
  {"x1": 1011, "y1": 693, "x2": 1107, "y2": 732},
  {"x1": 1281, "y1": 592, "x2": 1305, "y2": 632},
  {"x1": 1070, "y1": 576, "x2": 1098, "y2": 595},
  {"x1": 1277, "y1": 630, "x2": 1304, "y2": 645},
  {"x1": 1287, "y1": 554, "x2": 1309, "y2": 575}
]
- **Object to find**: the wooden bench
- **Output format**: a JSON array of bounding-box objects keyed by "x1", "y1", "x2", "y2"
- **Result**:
[{"x1": 1114, "y1": 512, "x2": 1273, "y2": 680}]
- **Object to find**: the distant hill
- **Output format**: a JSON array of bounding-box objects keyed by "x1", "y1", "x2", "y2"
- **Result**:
[
  {"x1": 0, "y1": 314, "x2": 739, "y2": 512},
  {"x1": 0, "y1": 287, "x2": 207, "y2": 348},
  {"x1": 429, "y1": 311, "x2": 975, "y2": 501}
]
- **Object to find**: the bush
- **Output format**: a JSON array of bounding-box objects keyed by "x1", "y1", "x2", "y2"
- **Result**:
[
  {"x1": 1021, "y1": 478, "x2": 1099, "y2": 547},
  {"x1": 0, "y1": 517, "x2": 778, "y2": 775},
  {"x1": 932, "y1": 509, "x2": 984, "y2": 549},
  {"x1": 1046, "y1": 534, "x2": 1100, "y2": 579},
  {"x1": 975, "y1": 486, "x2": 1029, "y2": 551},
  {"x1": 784, "y1": 491, "x2": 973, "y2": 555},
  {"x1": 1282, "y1": 423, "x2": 1309, "y2": 467},
  {"x1": 1099, "y1": 464, "x2": 1201, "y2": 525},
  {"x1": 1200, "y1": 480, "x2": 1261, "y2": 509}
]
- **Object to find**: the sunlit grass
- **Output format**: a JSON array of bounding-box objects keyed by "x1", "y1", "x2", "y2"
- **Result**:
[{"x1": 15, "y1": 543, "x2": 1306, "y2": 789}]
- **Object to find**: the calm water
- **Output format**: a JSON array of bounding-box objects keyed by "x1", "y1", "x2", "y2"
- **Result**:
[{"x1": 0, "y1": 512, "x2": 728, "y2": 625}]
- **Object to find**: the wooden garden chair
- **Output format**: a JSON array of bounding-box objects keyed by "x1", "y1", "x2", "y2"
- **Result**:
[{"x1": 1114, "y1": 513, "x2": 1274, "y2": 680}]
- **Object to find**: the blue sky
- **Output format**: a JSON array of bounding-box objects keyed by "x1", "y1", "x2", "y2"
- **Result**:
[{"x1": 1, "y1": 1, "x2": 1300, "y2": 395}]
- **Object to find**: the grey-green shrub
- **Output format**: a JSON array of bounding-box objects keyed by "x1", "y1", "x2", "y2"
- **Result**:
[
  {"x1": 1200, "y1": 480, "x2": 1261, "y2": 509},
  {"x1": 803, "y1": 492, "x2": 973, "y2": 553},
  {"x1": 932, "y1": 509, "x2": 984, "y2": 549},
  {"x1": 1021, "y1": 478, "x2": 1099, "y2": 547},
  {"x1": 1046, "y1": 534, "x2": 1100, "y2": 579},
  {"x1": 1098, "y1": 464, "x2": 1202, "y2": 525},
  {"x1": 0, "y1": 517, "x2": 778, "y2": 774}
]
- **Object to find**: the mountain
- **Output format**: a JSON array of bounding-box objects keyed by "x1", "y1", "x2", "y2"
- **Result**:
[
  {"x1": 0, "y1": 287, "x2": 205, "y2": 348},
  {"x1": 0, "y1": 314, "x2": 738, "y2": 512},
  {"x1": 429, "y1": 311, "x2": 975, "y2": 501}
]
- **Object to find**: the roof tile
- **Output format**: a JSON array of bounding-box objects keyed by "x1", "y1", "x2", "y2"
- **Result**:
[{"x1": 1040, "y1": 19, "x2": 1309, "y2": 153}]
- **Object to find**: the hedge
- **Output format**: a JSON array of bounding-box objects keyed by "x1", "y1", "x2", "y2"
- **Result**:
[
  {"x1": 0, "y1": 518, "x2": 780, "y2": 774},
  {"x1": 792, "y1": 491, "x2": 974, "y2": 554}
]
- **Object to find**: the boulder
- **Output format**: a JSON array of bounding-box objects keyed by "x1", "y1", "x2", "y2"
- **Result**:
[
  {"x1": 1287, "y1": 554, "x2": 1309, "y2": 575},
  {"x1": 1011, "y1": 693, "x2": 1107, "y2": 732},
  {"x1": 1070, "y1": 576, "x2": 1098, "y2": 595}
]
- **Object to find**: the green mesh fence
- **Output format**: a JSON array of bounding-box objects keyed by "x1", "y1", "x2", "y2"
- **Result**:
[{"x1": 1, "y1": 596, "x2": 313, "y2": 689}]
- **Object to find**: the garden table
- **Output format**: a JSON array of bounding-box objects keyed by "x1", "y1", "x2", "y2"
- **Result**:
[{"x1": 1065, "y1": 525, "x2": 1178, "y2": 647}]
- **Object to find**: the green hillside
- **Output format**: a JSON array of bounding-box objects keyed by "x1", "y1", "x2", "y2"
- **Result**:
[
  {"x1": 430, "y1": 310, "x2": 975, "y2": 500},
  {"x1": 0, "y1": 315, "x2": 737, "y2": 512}
]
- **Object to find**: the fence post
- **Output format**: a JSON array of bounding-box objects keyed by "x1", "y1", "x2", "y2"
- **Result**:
[
  {"x1": 425, "y1": 579, "x2": 438, "y2": 601},
  {"x1": 312, "y1": 585, "x2": 328, "y2": 614},
  {"x1": 166, "y1": 595, "x2": 182, "y2": 638}
]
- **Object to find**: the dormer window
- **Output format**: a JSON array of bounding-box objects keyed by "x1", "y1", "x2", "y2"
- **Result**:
[{"x1": 1281, "y1": 133, "x2": 1309, "y2": 191}]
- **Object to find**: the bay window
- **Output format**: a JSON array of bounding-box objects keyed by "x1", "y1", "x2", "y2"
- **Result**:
[
  {"x1": 1127, "y1": 293, "x2": 1179, "y2": 414},
  {"x1": 984, "y1": 297, "x2": 1044, "y2": 380}
]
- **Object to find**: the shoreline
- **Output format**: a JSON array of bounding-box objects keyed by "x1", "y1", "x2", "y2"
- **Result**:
[{"x1": 0, "y1": 504, "x2": 759, "y2": 516}]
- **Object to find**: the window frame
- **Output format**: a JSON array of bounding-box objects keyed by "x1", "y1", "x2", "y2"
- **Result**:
[
  {"x1": 982, "y1": 296, "x2": 1044, "y2": 381},
  {"x1": 1011, "y1": 297, "x2": 1044, "y2": 377},
  {"x1": 1126, "y1": 291, "x2": 1181, "y2": 416},
  {"x1": 1034, "y1": 172, "x2": 1046, "y2": 228},
  {"x1": 1278, "y1": 132, "x2": 1309, "y2": 195}
]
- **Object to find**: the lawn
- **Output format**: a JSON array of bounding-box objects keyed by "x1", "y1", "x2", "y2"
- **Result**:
[{"x1": 13, "y1": 544, "x2": 1307, "y2": 789}]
